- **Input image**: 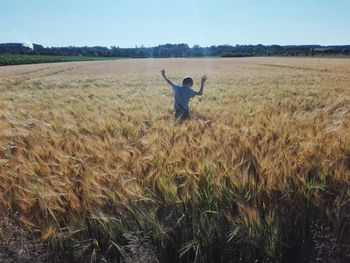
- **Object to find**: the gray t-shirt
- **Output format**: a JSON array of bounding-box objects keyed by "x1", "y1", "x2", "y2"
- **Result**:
[{"x1": 172, "y1": 84, "x2": 197, "y2": 112}]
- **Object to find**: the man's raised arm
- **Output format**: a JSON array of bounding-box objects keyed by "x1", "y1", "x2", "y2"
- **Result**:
[
  {"x1": 196, "y1": 75, "x2": 208, "y2": 96},
  {"x1": 161, "y1": 70, "x2": 174, "y2": 86}
]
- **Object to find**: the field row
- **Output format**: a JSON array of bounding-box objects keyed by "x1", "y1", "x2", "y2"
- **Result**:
[{"x1": 0, "y1": 54, "x2": 117, "y2": 66}]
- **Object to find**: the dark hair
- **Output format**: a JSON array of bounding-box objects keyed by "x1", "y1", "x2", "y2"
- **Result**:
[{"x1": 182, "y1": 76, "x2": 193, "y2": 86}]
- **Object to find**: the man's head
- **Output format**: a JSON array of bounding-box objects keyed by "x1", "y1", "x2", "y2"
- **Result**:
[{"x1": 182, "y1": 76, "x2": 193, "y2": 88}]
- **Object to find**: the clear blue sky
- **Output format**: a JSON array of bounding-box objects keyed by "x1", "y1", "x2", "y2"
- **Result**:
[{"x1": 1, "y1": 0, "x2": 350, "y2": 47}]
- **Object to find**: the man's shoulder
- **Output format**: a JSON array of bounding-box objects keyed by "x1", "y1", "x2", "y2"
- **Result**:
[
  {"x1": 184, "y1": 87, "x2": 196, "y2": 96},
  {"x1": 172, "y1": 83, "x2": 180, "y2": 89}
]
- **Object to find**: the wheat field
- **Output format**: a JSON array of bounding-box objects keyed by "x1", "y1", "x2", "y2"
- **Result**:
[{"x1": 0, "y1": 57, "x2": 350, "y2": 262}]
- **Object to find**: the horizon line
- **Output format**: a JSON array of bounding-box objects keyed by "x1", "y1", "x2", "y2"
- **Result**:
[{"x1": 1, "y1": 42, "x2": 350, "y2": 49}]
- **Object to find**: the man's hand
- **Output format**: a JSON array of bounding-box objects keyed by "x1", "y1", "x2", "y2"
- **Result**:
[
  {"x1": 196, "y1": 74, "x2": 208, "y2": 96},
  {"x1": 161, "y1": 69, "x2": 174, "y2": 86},
  {"x1": 201, "y1": 75, "x2": 208, "y2": 84}
]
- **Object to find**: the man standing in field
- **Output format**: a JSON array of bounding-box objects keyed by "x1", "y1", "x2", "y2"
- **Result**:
[{"x1": 161, "y1": 69, "x2": 207, "y2": 122}]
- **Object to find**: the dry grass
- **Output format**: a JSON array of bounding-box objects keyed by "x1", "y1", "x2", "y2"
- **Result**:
[{"x1": 0, "y1": 57, "x2": 350, "y2": 262}]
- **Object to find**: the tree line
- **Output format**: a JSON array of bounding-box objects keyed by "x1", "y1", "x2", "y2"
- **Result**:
[{"x1": 1, "y1": 43, "x2": 350, "y2": 58}]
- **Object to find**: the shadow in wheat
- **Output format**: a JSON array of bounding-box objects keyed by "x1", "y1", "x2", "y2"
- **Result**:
[{"x1": 124, "y1": 230, "x2": 159, "y2": 263}]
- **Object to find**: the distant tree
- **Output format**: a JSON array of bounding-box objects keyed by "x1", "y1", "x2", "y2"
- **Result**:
[{"x1": 1, "y1": 42, "x2": 349, "y2": 58}]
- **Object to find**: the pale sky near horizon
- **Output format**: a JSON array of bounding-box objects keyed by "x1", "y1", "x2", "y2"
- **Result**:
[{"x1": 1, "y1": 0, "x2": 350, "y2": 47}]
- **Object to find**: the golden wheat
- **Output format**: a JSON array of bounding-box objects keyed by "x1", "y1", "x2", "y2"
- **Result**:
[{"x1": 0, "y1": 57, "x2": 349, "y2": 262}]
